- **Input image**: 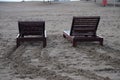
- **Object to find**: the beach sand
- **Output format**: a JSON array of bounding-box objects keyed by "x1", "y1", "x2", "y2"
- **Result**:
[{"x1": 0, "y1": 1, "x2": 120, "y2": 80}]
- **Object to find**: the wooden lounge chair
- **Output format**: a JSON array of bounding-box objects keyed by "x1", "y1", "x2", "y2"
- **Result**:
[
  {"x1": 63, "y1": 16, "x2": 103, "y2": 47},
  {"x1": 16, "y1": 21, "x2": 47, "y2": 48}
]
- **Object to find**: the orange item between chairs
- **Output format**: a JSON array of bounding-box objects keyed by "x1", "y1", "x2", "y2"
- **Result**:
[{"x1": 102, "y1": 0, "x2": 107, "y2": 6}]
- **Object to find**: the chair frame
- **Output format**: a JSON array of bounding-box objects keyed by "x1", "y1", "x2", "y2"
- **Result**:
[
  {"x1": 63, "y1": 16, "x2": 103, "y2": 47},
  {"x1": 16, "y1": 21, "x2": 46, "y2": 48}
]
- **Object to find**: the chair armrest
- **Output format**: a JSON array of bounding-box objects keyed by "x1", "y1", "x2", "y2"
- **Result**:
[
  {"x1": 45, "y1": 30, "x2": 47, "y2": 37},
  {"x1": 17, "y1": 34, "x2": 20, "y2": 38},
  {"x1": 63, "y1": 30, "x2": 70, "y2": 36}
]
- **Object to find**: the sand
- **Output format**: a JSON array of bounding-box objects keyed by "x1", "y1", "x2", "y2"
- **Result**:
[{"x1": 0, "y1": 1, "x2": 120, "y2": 80}]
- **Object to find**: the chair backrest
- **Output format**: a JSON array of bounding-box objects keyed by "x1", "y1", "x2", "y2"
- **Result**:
[
  {"x1": 18, "y1": 21, "x2": 45, "y2": 36},
  {"x1": 70, "y1": 16, "x2": 100, "y2": 36}
]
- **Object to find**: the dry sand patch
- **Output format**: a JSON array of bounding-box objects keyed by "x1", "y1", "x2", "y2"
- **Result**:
[{"x1": 0, "y1": 1, "x2": 120, "y2": 80}]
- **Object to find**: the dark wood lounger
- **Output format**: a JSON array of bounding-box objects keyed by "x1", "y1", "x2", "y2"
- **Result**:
[
  {"x1": 63, "y1": 16, "x2": 103, "y2": 47},
  {"x1": 16, "y1": 21, "x2": 47, "y2": 48}
]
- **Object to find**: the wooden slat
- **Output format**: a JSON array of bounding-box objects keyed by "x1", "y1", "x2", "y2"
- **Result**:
[{"x1": 70, "y1": 16, "x2": 100, "y2": 36}]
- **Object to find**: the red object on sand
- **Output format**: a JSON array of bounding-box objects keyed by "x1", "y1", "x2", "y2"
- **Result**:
[{"x1": 102, "y1": 0, "x2": 107, "y2": 6}]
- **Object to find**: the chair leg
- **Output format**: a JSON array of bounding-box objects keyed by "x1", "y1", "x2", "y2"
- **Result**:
[
  {"x1": 100, "y1": 39, "x2": 103, "y2": 46},
  {"x1": 43, "y1": 38, "x2": 46, "y2": 48},
  {"x1": 73, "y1": 41, "x2": 77, "y2": 47},
  {"x1": 63, "y1": 34, "x2": 66, "y2": 38},
  {"x1": 16, "y1": 39, "x2": 20, "y2": 47}
]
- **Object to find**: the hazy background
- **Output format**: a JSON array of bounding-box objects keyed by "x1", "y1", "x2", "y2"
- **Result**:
[{"x1": 0, "y1": 0, "x2": 80, "y2": 2}]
